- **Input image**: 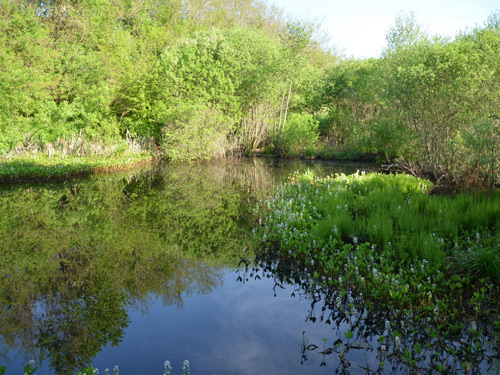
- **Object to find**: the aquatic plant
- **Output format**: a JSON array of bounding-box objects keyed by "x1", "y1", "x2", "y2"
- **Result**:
[
  {"x1": 0, "y1": 152, "x2": 152, "y2": 183},
  {"x1": 0, "y1": 360, "x2": 188, "y2": 375},
  {"x1": 253, "y1": 171, "x2": 500, "y2": 278},
  {"x1": 249, "y1": 171, "x2": 500, "y2": 373}
]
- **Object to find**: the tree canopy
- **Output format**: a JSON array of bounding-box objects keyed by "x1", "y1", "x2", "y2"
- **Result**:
[{"x1": 1, "y1": 3, "x2": 499, "y2": 189}]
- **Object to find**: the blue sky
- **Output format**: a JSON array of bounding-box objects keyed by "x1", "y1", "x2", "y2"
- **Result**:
[{"x1": 269, "y1": 0, "x2": 499, "y2": 58}]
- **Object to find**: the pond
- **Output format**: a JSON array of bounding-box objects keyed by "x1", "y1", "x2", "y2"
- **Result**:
[
  {"x1": 1, "y1": 158, "x2": 498, "y2": 375},
  {"x1": 0, "y1": 158, "x2": 378, "y2": 375}
]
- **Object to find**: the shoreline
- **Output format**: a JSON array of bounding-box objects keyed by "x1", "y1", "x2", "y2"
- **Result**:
[
  {"x1": 247, "y1": 149, "x2": 383, "y2": 163},
  {"x1": 0, "y1": 150, "x2": 383, "y2": 185},
  {"x1": 0, "y1": 153, "x2": 154, "y2": 184}
]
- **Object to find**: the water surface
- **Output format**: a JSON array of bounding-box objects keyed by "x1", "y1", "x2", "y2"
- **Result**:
[{"x1": 0, "y1": 158, "x2": 379, "y2": 374}]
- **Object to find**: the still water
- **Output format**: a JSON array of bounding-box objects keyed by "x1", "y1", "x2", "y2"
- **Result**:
[{"x1": 0, "y1": 158, "x2": 380, "y2": 375}]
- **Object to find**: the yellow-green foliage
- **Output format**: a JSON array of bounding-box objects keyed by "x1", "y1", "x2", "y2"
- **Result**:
[
  {"x1": 0, "y1": 152, "x2": 151, "y2": 182},
  {"x1": 315, "y1": 12, "x2": 500, "y2": 189},
  {"x1": 0, "y1": 1, "x2": 329, "y2": 160}
]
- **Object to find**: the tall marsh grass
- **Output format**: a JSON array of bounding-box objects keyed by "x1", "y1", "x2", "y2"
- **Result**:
[
  {"x1": 0, "y1": 132, "x2": 155, "y2": 182},
  {"x1": 6, "y1": 132, "x2": 154, "y2": 158},
  {"x1": 250, "y1": 171, "x2": 500, "y2": 374}
]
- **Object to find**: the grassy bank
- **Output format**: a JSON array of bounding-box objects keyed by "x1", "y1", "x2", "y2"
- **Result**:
[
  {"x1": 0, "y1": 137, "x2": 154, "y2": 183},
  {"x1": 0, "y1": 153, "x2": 153, "y2": 183}
]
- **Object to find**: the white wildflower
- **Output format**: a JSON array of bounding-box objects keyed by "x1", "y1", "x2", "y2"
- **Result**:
[
  {"x1": 164, "y1": 361, "x2": 172, "y2": 375},
  {"x1": 335, "y1": 296, "x2": 342, "y2": 307},
  {"x1": 395, "y1": 336, "x2": 401, "y2": 350}
]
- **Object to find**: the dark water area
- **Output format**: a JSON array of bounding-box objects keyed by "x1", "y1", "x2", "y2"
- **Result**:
[{"x1": 0, "y1": 157, "x2": 380, "y2": 375}]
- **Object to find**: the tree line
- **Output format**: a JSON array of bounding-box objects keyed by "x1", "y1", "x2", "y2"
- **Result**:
[
  {"x1": 317, "y1": 12, "x2": 500, "y2": 191},
  {"x1": 0, "y1": 0, "x2": 332, "y2": 159},
  {"x1": 1, "y1": 2, "x2": 499, "y2": 189}
]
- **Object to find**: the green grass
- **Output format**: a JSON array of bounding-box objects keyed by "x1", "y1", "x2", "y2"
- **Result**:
[
  {"x1": 0, "y1": 152, "x2": 152, "y2": 183},
  {"x1": 255, "y1": 171, "x2": 500, "y2": 273},
  {"x1": 0, "y1": 135, "x2": 155, "y2": 183}
]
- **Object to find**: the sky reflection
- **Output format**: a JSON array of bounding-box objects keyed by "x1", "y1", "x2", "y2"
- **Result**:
[{"x1": 91, "y1": 269, "x2": 340, "y2": 375}]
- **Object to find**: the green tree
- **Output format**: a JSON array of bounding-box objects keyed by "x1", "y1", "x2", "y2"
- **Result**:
[
  {"x1": 379, "y1": 12, "x2": 500, "y2": 187},
  {"x1": 318, "y1": 59, "x2": 382, "y2": 152}
]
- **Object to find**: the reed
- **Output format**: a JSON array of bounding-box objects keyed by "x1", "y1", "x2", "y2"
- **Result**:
[{"x1": 0, "y1": 134, "x2": 154, "y2": 182}]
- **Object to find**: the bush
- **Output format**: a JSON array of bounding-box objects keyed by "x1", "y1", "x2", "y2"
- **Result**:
[
  {"x1": 161, "y1": 101, "x2": 232, "y2": 162},
  {"x1": 270, "y1": 113, "x2": 319, "y2": 156},
  {"x1": 453, "y1": 229, "x2": 500, "y2": 280}
]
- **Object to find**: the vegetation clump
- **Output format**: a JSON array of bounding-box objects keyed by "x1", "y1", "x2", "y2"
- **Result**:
[
  {"x1": 0, "y1": 0, "x2": 328, "y2": 166},
  {"x1": 315, "y1": 12, "x2": 500, "y2": 191},
  {"x1": 0, "y1": 135, "x2": 153, "y2": 182},
  {"x1": 251, "y1": 171, "x2": 500, "y2": 372}
]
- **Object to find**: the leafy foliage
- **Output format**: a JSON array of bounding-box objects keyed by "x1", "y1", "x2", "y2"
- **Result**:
[
  {"x1": 252, "y1": 171, "x2": 500, "y2": 373},
  {"x1": 0, "y1": 0, "x2": 332, "y2": 161},
  {"x1": 315, "y1": 11, "x2": 500, "y2": 190},
  {"x1": 269, "y1": 113, "x2": 319, "y2": 156},
  {"x1": 2, "y1": 2, "x2": 499, "y2": 191}
]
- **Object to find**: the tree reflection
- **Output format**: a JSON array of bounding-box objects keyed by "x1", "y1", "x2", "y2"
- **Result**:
[
  {"x1": 0, "y1": 158, "x2": 375, "y2": 373},
  {"x1": 0, "y1": 159, "x2": 279, "y2": 374},
  {"x1": 35, "y1": 283, "x2": 129, "y2": 373}
]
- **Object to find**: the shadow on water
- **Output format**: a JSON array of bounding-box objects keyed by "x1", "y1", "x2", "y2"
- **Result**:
[{"x1": 0, "y1": 157, "x2": 381, "y2": 374}]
